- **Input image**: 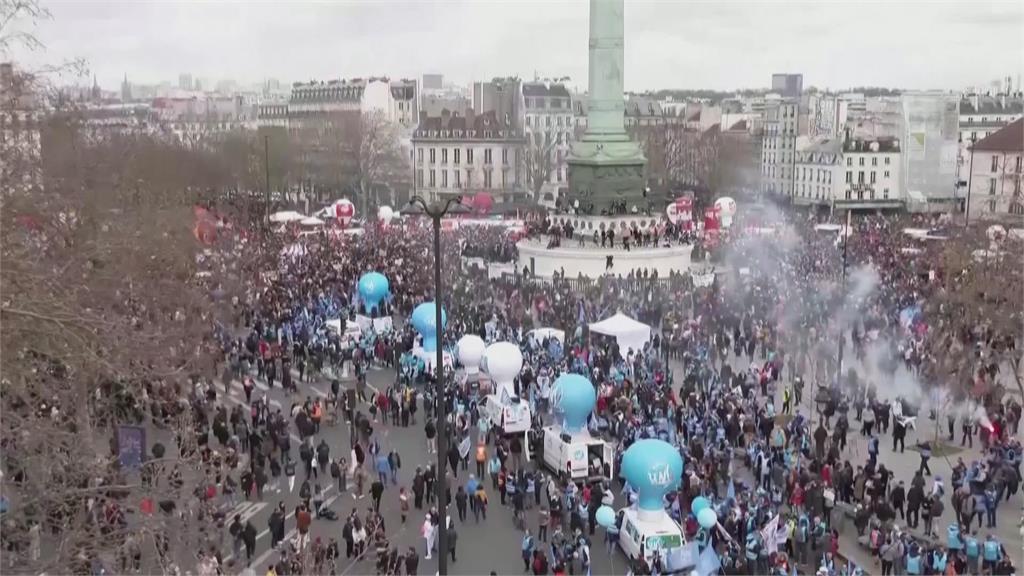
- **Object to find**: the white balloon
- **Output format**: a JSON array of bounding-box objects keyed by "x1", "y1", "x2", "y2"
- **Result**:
[
  {"x1": 714, "y1": 197, "x2": 737, "y2": 217},
  {"x1": 986, "y1": 224, "x2": 1006, "y2": 241},
  {"x1": 457, "y1": 335, "x2": 486, "y2": 375},
  {"x1": 378, "y1": 205, "x2": 395, "y2": 223},
  {"x1": 484, "y1": 342, "x2": 523, "y2": 398}
]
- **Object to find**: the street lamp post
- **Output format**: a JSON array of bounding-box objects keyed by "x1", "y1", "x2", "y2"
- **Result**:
[
  {"x1": 836, "y1": 209, "x2": 851, "y2": 390},
  {"x1": 964, "y1": 135, "x2": 977, "y2": 228},
  {"x1": 401, "y1": 195, "x2": 468, "y2": 576}
]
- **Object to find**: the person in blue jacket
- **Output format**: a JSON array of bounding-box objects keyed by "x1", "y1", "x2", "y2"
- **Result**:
[
  {"x1": 905, "y1": 542, "x2": 923, "y2": 575},
  {"x1": 982, "y1": 534, "x2": 1001, "y2": 572},
  {"x1": 964, "y1": 531, "x2": 981, "y2": 575}
]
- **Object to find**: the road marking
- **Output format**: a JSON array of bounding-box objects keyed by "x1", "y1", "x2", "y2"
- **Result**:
[
  {"x1": 310, "y1": 385, "x2": 328, "y2": 398},
  {"x1": 229, "y1": 501, "x2": 268, "y2": 524},
  {"x1": 226, "y1": 485, "x2": 337, "y2": 567}
]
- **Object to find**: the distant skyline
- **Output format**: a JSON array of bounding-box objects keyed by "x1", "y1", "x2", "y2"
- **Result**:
[{"x1": 7, "y1": 1, "x2": 1024, "y2": 94}]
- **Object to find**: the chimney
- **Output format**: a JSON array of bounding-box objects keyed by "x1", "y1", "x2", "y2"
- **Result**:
[{"x1": 970, "y1": 93, "x2": 980, "y2": 112}]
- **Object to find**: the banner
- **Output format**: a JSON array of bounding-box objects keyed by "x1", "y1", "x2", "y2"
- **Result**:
[
  {"x1": 372, "y1": 316, "x2": 393, "y2": 333},
  {"x1": 760, "y1": 514, "x2": 780, "y2": 553},
  {"x1": 116, "y1": 425, "x2": 146, "y2": 470},
  {"x1": 666, "y1": 197, "x2": 694, "y2": 224},
  {"x1": 458, "y1": 436, "x2": 471, "y2": 459}
]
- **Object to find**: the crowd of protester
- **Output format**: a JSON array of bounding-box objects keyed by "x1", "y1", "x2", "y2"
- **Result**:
[{"x1": 126, "y1": 203, "x2": 1023, "y2": 576}]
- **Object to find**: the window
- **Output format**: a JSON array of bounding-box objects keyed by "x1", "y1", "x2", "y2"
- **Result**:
[
  {"x1": 417, "y1": 149, "x2": 423, "y2": 163},
  {"x1": 971, "y1": 131, "x2": 977, "y2": 141},
  {"x1": 416, "y1": 170, "x2": 424, "y2": 187},
  {"x1": 442, "y1": 148, "x2": 448, "y2": 164},
  {"x1": 989, "y1": 178, "x2": 997, "y2": 195},
  {"x1": 872, "y1": 157, "x2": 878, "y2": 167},
  {"x1": 454, "y1": 148, "x2": 460, "y2": 165},
  {"x1": 1016, "y1": 156, "x2": 1023, "y2": 173},
  {"x1": 467, "y1": 148, "x2": 474, "y2": 165},
  {"x1": 502, "y1": 148, "x2": 509, "y2": 165},
  {"x1": 455, "y1": 170, "x2": 461, "y2": 188},
  {"x1": 870, "y1": 172, "x2": 877, "y2": 184},
  {"x1": 845, "y1": 189, "x2": 852, "y2": 200},
  {"x1": 859, "y1": 157, "x2": 865, "y2": 166},
  {"x1": 884, "y1": 171, "x2": 890, "y2": 178},
  {"x1": 557, "y1": 168, "x2": 563, "y2": 183},
  {"x1": 991, "y1": 156, "x2": 999, "y2": 173},
  {"x1": 557, "y1": 116, "x2": 563, "y2": 127},
  {"x1": 484, "y1": 148, "x2": 493, "y2": 164},
  {"x1": 858, "y1": 171, "x2": 865, "y2": 184},
  {"x1": 989, "y1": 200, "x2": 997, "y2": 212},
  {"x1": 883, "y1": 188, "x2": 889, "y2": 199},
  {"x1": 870, "y1": 190, "x2": 875, "y2": 200},
  {"x1": 484, "y1": 170, "x2": 492, "y2": 188},
  {"x1": 429, "y1": 148, "x2": 436, "y2": 164},
  {"x1": 429, "y1": 169, "x2": 436, "y2": 187},
  {"x1": 441, "y1": 170, "x2": 448, "y2": 188},
  {"x1": 526, "y1": 116, "x2": 532, "y2": 127},
  {"x1": 545, "y1": 116, "x2": 551, "y2": 128},
  {"x1": 465, "y1": 170, "x2": 472, "y2": 188},
  {"x1": 501, "y1": 170, "x2": 507, "y2": 189},
  {"x1": 884, "y1": 157, "x2": 891, "y2": 165},
  {"x1": 846, "y1": 171, "x2": 852, "y2": 183}
]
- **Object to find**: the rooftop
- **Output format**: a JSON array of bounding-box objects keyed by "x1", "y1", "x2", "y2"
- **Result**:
[
  {"x1": 413, "y1": 109, "x2": 522, "y2": 140},
  {"x1": 523, "y1": 82, "x2": 570, "y2": 98},
  {"x1": 959, "y1": 98, "x2": 1024, "y2": 115},
  {"x1": 972, "y1": 118, "x2": 1024, "y2": 153},
  {"x1": 843, "y1": 136, "x2": 900, "y2": 153}
]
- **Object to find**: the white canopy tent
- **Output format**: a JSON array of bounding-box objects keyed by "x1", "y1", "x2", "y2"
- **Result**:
[
  {"x1": 588, "y1": 312, "x2": 651, "y2": 353},
  {"x1": 269, "y1": 210, "x2": 306, "y2": 223},
  {"x1": 528, "y1": 327, "x2": 565, "y2": 344}
]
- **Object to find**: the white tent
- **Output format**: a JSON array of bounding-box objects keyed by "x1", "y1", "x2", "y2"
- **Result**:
[
  {"x1": 588, "y1": 312, "x2": 651, "y2": 353},
  {"x1": 300, "y1": 216, "x2": 325, "y2": 226},
  {"x1": 269, "y1": 210, "x2": 306, "y2": 223},
  {"x1": 528, "y1": 327, "x2": 565, "y2": 344}
]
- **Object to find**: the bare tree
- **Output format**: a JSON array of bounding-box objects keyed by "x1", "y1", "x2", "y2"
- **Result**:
[
  {"x1": 1, "y1": 67, "x2": 250, "y2": 576},
  {"x1": 524, "y1": 130, "x2": 557, "y2": 201},
  {"x1": 924, "y1": 230, "x2": 1024, "y2": 401}
]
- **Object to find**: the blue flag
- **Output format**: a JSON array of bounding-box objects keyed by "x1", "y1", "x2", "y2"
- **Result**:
[{"x1": 696, "y1": 545, "x2": 721, "y2": 576}]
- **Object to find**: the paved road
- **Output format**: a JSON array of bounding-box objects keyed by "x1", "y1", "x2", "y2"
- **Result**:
[{"x1": 161, "y1": 342, "x2": 1020, "y2": 576}]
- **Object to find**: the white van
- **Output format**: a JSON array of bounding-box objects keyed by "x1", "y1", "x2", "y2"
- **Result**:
[
  {"x1": 539, "y1": 425, "x2": 613, "y2": 483},
  {"x1": 618, "y1": 508, "x2": 687, "y2": 567},
  {"x1": 482, "y1": 394, "x2": 532, "y2": 434}
]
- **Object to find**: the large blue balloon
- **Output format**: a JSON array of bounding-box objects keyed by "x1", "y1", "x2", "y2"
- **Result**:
[
  {"x1": 554, "y1": 374, "x2": 596, "y2": 433},
  {"x1": 595, "y1": 505, "x2": 616, "y2": 528},
  {"x1": 411, "y1": 302, "x2": 446, "y2": 353},
  {"x1": 620, "y1": 439, "x2": 683, "y2": 512},
  {"x1": 691, "y1": 496, "x2": 711, "y2": 515},
  {"x1": 697, "y1": 508, "x2": 718, "y2": 529},
  {"x1": 357, "y1": 272, "x2": 389, "y2": 315}
]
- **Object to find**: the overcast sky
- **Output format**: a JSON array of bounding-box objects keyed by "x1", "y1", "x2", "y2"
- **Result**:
[{"x1": 8, "y1": 0, "x2": 1024, "y2": 93}]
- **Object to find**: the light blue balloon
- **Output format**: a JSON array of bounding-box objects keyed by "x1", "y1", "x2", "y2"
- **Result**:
[
  {"x1": 411, "y1": 302, "x2": 447, "y2": 353},
  {"x1": 620, "y1": 439, "x2": 683, "y2": 512},
  {"x1": 554, "y1": 374, "x2": 596, "y2": 432},
  {"x1": 595, "y1": 505, "x2": 616, "y2": 528},
  {"x1": 357, "y1": 272, "x2": 389, "y2": 314},
  {"x1": 691, "y1": 496, "x2": 711, "y2": 515},
  {"x1": 697, "y1": 507, "x2": 718, "y2": 529}
]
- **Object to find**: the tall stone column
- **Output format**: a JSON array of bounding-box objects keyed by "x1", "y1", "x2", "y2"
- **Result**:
[
  {"x1": 567, "y1": 0, "x2": 650, "y2": 212},
  {"x1": 585, "y1": 0, "x2": 627, "y2": 139}
]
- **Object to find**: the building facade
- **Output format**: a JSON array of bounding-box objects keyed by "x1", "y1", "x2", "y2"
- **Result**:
[
  {"x1": 523, "y1": 82, "x2": 573, "y2": 197},
  {"x1": 965, "y1": 119, "x2": 1024, "y2": 217},
  {"x1": 760, "y1": 99, "x2": 800, "y2": 196},
  {"x1": 792, "y1": 138, "x2": 841, "y2": 206},
  {"x1": 411, "y1": 109, "x2": 526, "y2": 203},
  {"x1": 838, "y1": 136, "x2": 902, "y2": 207}
]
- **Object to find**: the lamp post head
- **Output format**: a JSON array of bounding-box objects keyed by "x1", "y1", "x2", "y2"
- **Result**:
[{"x1": 401, "y1": 195, "x2": 470, "y2": 218}]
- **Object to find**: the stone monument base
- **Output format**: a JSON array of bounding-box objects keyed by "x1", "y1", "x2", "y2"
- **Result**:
[{"x1": 517, "y1": 239, "x2": 694, "y2": 279}]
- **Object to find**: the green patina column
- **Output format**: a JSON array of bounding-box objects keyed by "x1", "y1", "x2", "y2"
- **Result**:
[{"x1": 567, "y1": 0, "x2": 649, "y2": 212}]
